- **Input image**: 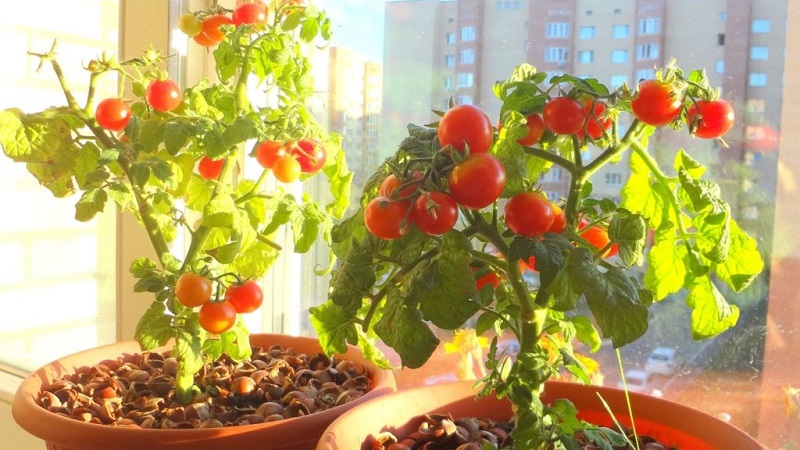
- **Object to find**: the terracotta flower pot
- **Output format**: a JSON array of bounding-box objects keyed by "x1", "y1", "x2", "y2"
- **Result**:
[
  {"x1": 316, "y1": 380, "x2": 764, "y2": 450},
  {"x1": 12, "y1": 333, "x2": 396, "y2": 450}
]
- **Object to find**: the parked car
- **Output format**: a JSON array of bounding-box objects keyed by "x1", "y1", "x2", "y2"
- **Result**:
[
  {"x1": 645, "y1": 347, "x2": 678, "y2": 375},
  {"x1": 617, "y1": 369, "x2": 652, "y2": 393}
]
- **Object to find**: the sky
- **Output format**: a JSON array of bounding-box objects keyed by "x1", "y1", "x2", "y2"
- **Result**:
[{"x1": 317, "y1": 0, "x2": 386, "y2": 61}]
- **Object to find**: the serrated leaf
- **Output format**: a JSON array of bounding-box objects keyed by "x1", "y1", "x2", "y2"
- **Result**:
[
  {"x1": 134, "y1": 302, "x2": 175, "y2": 350},
  {"x1": 310, "y1": 301, "x2": 359, "y2": 356},
  {"x1": 608, "y1": 213, "x2": 646, "y2": 267},
  {"x1": 572, "y1": 315, "x2": 601, "y2": 352},
  {"x1": 202, "y1": 185, "x2": 237, "y2": 227},
  {"x1": 714, "y1": 218, "x2": 764, "y2": 291},
  {"x1": 329, "y1": 239, "x2": 377, "y2": 311},
  {"x1": 686, "y1": 276, "x2": 739, "y2": 339},
  {"x1": 644, "y1": 237, "x2": 689, "y2": 301},
  {"x1": 374, "y1": 293, "x2": 439, "y2": 369},
  {"x1": 75, "y1": 189, "x2": 108, "y2": 222}
]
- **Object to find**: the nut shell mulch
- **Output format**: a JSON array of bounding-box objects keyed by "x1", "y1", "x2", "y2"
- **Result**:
[
  {"x1": 368, "y1": 413, "x2": 678, "y2": 450},
  {"x1": 35, "y1": 344, "x2": 372, "y2": 429}
]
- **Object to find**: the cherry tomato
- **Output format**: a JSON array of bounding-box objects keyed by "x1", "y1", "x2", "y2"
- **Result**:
[
  {"x1": 254, "y1": 141, "x2": 287, "y2": 169},
  {"x1": 225, "y1": 280, "x2": 263, "y2": 313},
  {"x1": 379, "y1": 172, "x2": 423, "y2": 200},
  {"x1": 192, "y1": 31, "x2": 218, "y2": 47},
  {"x1": 290, "y1": 139, "x2": 327, "y2": 174},
  {"x1": 543, "y1": 97, "x2": 586, "y2": 135},
  {"x1": 549, "y1": 205, "x2": 566, "y2": 233},
  {"x1": 579, "y1": 219, "x2": 619, "y2": 258},
  {"x1": 202, "y1": 14, "x2": 234, "y2": 44},
  {"x1": 178, "y1": 13, "x2": 203, "y2": 37},
  {"x1": 579, "y1": 99, "x2": 611, "y2": 140},
  {"x1": 631, "y1": 79, "x2": 683, "y2": 127},
  {"x1": 272, "y1": 155, "x2": 301, "y2": 183},
  {"x1": 198, "y1": 156, "x2": 224, "y2": 180},
  {"x1": 517, "y1": 113, "x2": 546, "y2": 146},
  {"x1": 476, "y1": 270, "x2": 501, "y2": 291},
  {"x1": 504, "y1": 192, "x2": 555, "y2": 237},
  {"x1": 448, "y1": 153, "x2": 506, "y2": 210},
  {"x1": 437, "y1": 104, "x2": 493, "y2": 154},
  {"x1": 146, "y1": 79, "x2": 182, "y2": 112},
  {"x1": 686, "y1": 99, "x2": 735, "y2": 139},
  {"x1": 175, "y1": 272, "x2": 212, "y2": 308},
  {"x1": 95, "y1": 98, "x2": 131, "y2": 131},
  {"x1": 519, "y1": 257, "x2": 536, "y2": 273},
  {"x1": 198, "y1": 301, "x2": 237, "y2": 334},
  {"x1": 410, "y1": 191, "x2": 459, "y2": 236},
  {"x1": 364, "y1": 197, "x2": 410, "y2": 240},
  {"x1": 232, "y1": 2, "x2": 268, "y2": 26}
]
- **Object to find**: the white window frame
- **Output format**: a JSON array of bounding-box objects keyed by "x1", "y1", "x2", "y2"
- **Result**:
[
  {"x1": 578, "y1": 26, "x2": 595, "y2": 39},
  {"x1": 638, "y1": 17, "x2": 661, "y2": 35},
  {"x1": 749, "y1": 72, "x2": 767, "y2": 86},
  {"x1": 636, "y1": 43, "x2": 659, "y2": 60},
  {"x1": 460, "y1": 49, "x2": 475, "y2": 64},
  {"x1": 611, "y1": 49, "x2": 629, "y2": 63},
  {"x1": 457, "y1": 72, "x2": 474, "y2": 88},
  {"x1": 578, "y1": 50, "x2": 594, "y2": 64},
  {"x1": 544, "y1": 47, "x2": 569, "y2": 63},
  {"x1": 546, "y1": 22, "x2": 571, "y2": 38},
  {"x1": 461, "y1": 26, "x2": 476, "y2": 41},
  {"x1": 612, "y1": 24, "x2": 630, "y2": 38}
]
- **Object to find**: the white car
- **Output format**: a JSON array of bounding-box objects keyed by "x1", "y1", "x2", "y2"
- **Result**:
[
  {"x1": 616, "y1": 369, "x2": 651, "y2": 392},
  {"x1": 644, "y1": 347, "x2": 678, "y2": 375}
]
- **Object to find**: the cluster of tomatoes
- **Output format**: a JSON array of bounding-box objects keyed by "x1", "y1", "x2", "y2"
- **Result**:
[
  {"x1": 94, "y1": 79, "x2": 182, "y2": 133},
  {"x1": 195, "y1": 139, "x2": 327, "y2": 182},
  {"x1": 174, "y1": 272, "x2": 264, "y2": 334}
]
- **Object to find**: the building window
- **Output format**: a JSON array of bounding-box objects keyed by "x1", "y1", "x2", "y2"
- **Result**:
[
  {"x1": 586, "y1": 9, "x2": 593, "y2": 16},
  {"x1": 612, "y1": 24, "x2": 630, "y2": 38},
  {"x1": 461, "y1": 26, "x2": 476, "y2": 41},
  {"x1": 718, "y1": 33, "x2": 725, "y2": 46},
  {"x1": 545, "y1": 47, "x2": 569, "y2": 63},
  {"x1": 716, "y1": 60, "x2": 725, "y2": 73},
  {"x1": 635, "y1": 68, "x2": 655, "y2": 80},
  {"x1": 460, "y1": 49, "x2": 475, "y2": 64},
  {"x1": 578, "y1": 26, "x2": 595, "y2": 39},
  {"x1": 605, "y1": 173, "x2": 623, "y2": 186},
  {"x1": 749, "y1": 72, "x2": 767, "y2": 87},
  {"x1": 456, "y1": 95, "x2": 473, "y2": 105},
  {"x1": 578, "y1": 50, "x2": 594, "y2": 64},
  {"x1": 611, "y1": 50, "x2": 629, "y2": 63},
  {"x1": 546, "y1": 22, "x2": 571, "y2": 38},
  {"x1": 751, "y1": 46, "x2": 769, "y2": 60},
  {"x1": 444, "y1": 77, "x2": 452, "y2": 91},
  {"x1": 609, "y1": 75, "x2": 629, "y2": 87},
  {"x1": 752, "y1": 19, "x2": 771, "y2": 33},
  {"x1": 747, "y1": 99, "x2": 766, "y2": 115},
  {"x1": 719, "y1": 11, "x2": 727, "y2": 21},
  {"x1": 636, "y1": 44, "x2": 659, "y2": 60},
  {"x1": 614, "y1": 8, "x2": 622, "y2": 14},
  {"x1": 445, "y1": 54, "x2": 455, "y2": 67},
  {"x1": 457, "y1": 72, "x2": 474, "y2": 88},
  {"x1": 445, "y1": 32, "x2": 456, "y2": 44},
  {"x1": 367, "y1": 130, "x2": 378, "y2": 139},
  {"x1": 638, "y1": 17, "x2": 660, "y2": 35}
]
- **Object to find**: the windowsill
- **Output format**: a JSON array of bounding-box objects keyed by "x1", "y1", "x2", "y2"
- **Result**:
[{"x1": 0, "y1": 370, "x2": 22, "y2": 405}]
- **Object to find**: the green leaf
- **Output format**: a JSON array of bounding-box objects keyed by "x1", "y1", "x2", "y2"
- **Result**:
[
  {"x1": 674, "y1": 148, "x2": 706, "y2": 179},
  {"x1": 572, "y1": 315, "x2": 601, "y2": 352},
  {"x1": 686, "y1": 276, "x2": 739, "y2": 339},
  {"x1": 714, "y1": 218, "x2": 764, "y2": 291},
  {"x1": 130, "y1": 163, "x2": 151, "y2": 188},
  {"x1": 230, "y1": 239, "x2": 280, "y2": 279},
  {"x1": 679, "y1": 168, "x2": 729, "y2": 224},
  {"x1": 75, "y1": 189, "x2": 108, "y2": 222},
  {"x1": 310, "y1": 301, "x2": 359, "y2": 356},
  {"x1": 644, "y1": 237, "x2": 689, "y2": 301},
  {"x1": 291, "y1": 200, "x2": 327, "y2": 253},
  {"x1": 130, "y1": 257, "x2": 158, "y2": 278},
  {"x1": 206, "y1": 238, "x2": 242, "y2": 264},
  {"x1": 134, "y1": 302, "x2": 175, "y2": 350},
  {"x1": 323, "y1": 148, "x2": 353, "y2": 219},
  {"x1": 163, "y1": 120, "x2": 195, "y2": 156},
  {"x1": 222, "y1": 116, "x2": 260, "y2": 147},
  {"x1": 74, "y1": 142, "x2": 102, "y2": 189},
  {"x1": 174, "y1": 319, "x2": 203, "y2": 381},
  {"x1": 185, "y1": 175, "x2": 214, "y2": 212},
  {"x1": 620, "y1": 151, "x2": 674, "y2": 230},
  {"x1": 374, "y1": 292, "x2": 439, "y2": 369},
  {"x1": 202, "y1": 184, "x2": 237, "y2": 227},
  {"x1": 356, "y1": 329, "x2": 392, "y2": 369},
  {"x1": 329, "y1": 239, "x2": 377, "y2": 311},
  {"x1": 608, "y1": 212, "x2": 647, "y2": 267}
]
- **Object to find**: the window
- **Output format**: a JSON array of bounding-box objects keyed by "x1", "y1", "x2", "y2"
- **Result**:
[
  {"x1": 612, "y1": 24, "x2": 630, "y2": 38},
  {"x1": 747, "y1": 99, "x2": 766, "y2": 115},
  {"x1": 445, "y1": 54, "x2": 455, "y2": 67},
  {"x1": 546, "y1": 22, "x2": 571, "y2": 38},
  {"x1": 716, "y1": 59, "x2": 725, "y2": 73},
  {"x1": 609, "y1": 74, "x2": 629, "y2": 87},
  {"x1": 585, "y1": 9, "x2": 593, "y2": 16},
  {"x1": 457, "y1": 72, "x2": 474, "y2": 88},
  {"x1": 545, "y1": 47, "x2": 569, "y2": 63},
  {"x1": 460, "y1": 49, "x2": 475, "y2": 64},
  {"x1": 578, "y1": 26, "x2": 595, "y2": 39},
  {"x1": 445, "y1": 32, "x2": 456, "y2": 44},
  {"x1": 718, "y1": 33, "x2": 725, "y2": 46},
  {"x1": 636, "y1": 68, "x2": 655, "y2": 80},
  {"x1": 751, "y1": 46, "x2": 769, "y2": 60},
  {"x1": 752, "y1": 19, "x2": 771, "y2": 33},
  {"x1": 719, "y1": 11, "x2": 727, "y2": 21},
  {"x1": 461, "y1": 26, "x2": 476, "y2": 41},
  {"x1": 611, "y1": 50, "x2": 629, "y2": 63},
  {"x1": 444, "y1": 76, "x2": 453, "y2": 91},
  {"x1": 578, "y1": 50, "x2": 594, "y2": 64},
  {"x1": 456, "y1": 95, "x2": 473, "y2": 105},
  {"x1": 749, "y1": 72, "x2": 767, "y2": 86},
  {"x1": 605, "y1": 173, "x2": 623, "y2": 186},
  {"x1": 638, "y1": 17, "x2": 660, "y2": 35},
  {"x1": 614, "y1": 8, "x2": 622, "y2": 14},
  {"x1": 637, "y1": 44, "x2": 659, "y2": 60}
]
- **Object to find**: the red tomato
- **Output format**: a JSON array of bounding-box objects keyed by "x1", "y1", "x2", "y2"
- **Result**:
[
  {"x1": 198, "y1": 156, "x2": 224, "y2": 180},
  {"x1": 146, "y1": 79, "x2": 182, "y2": 112},
  {"x1": 476, "y1": 270, "x2": 501, "y2": 291},
  {"x1": 272, "y1": 155, "x2": 301, "y2": 183},
  {"x1": 519, "y1": 257, "x2": 536, "y2": 273},
  {"x1": 202, "y1": 14, "x2": 234, "y2": 44},
  {"x1": 549, "y1": 205, "x2": 566, "y2": 233},
  {"x1": 686, "y1": 99, "x2": 735, "y2": 139},
  {"x1": 225, "y1": 280, "x2": 263, "y2": 313},
  {"x1": 198, "y1": 301, "x2": 237, "y2": 334},
  {"x1": 410, "y1": 191, "x2": 459, "y2": 236},
  {"x1": 504, "y1": 192, "x2": 555, "y2": 237},
  {"x1": 254, "y1": 141, "x2": 287, "y2": 169},
  {"x1": 95, "y1": 98, "x2": 131, "y2": 131},
  {"x1": 290, "y1": 139, "x2": 327, "y2": 173},
  {"x1": 192, "y1": 31, "x2": 218, "y2": 47},
  {"x1": 437, "y1": 104, "x2": 494, "y2": 153},
  {"x1": 631, "y1": 79, "x2": 683, "y2": 127},
  {"x1": 448, "y1": 153, "x2": 506, "y2": 210},
  {"x1": 579, "y1": 99, "x2": 611, "y2": 140},
  {"x1": 379, "y1": 172, "x2": 423, "y2": 200},
  {"x1": 517, "y1": 113, "x2": 546, "y2": 146},
  {"x1": 364, "y1": 197, "x2": 410, "y2": 240},
  {"x1": 579, "y1": 219, "x2": 619, "y2": 257},
  {"x1": 175, "y1": 273, "x2": 212, "y2": 308},
  {"x1": 543, "y1": 97, "x2": 586, "y2": 135},
  {"x1": 232, "y1": 2, "x2": 268, "y2": 26}
]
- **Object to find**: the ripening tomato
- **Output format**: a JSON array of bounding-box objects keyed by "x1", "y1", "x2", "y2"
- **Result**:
[
  {"x1": 272, "y1": 155, "x2": 301, "y2": 183},
  {"x1": 518, "y1": 256, "x2": 536, "y2": 273},
  {"x1": 631, "y1": 79, "x2": 683, "y2": 127},
  {"x1": 438, "y1": 104, "x2": 494, "y2": 154},
  {"x1": 549, "y1": 204, "x2": 566, "y2": 233},
  {"x1": 379, "y1": 172, "x2": 423, "y2": 200},
  {"x1": 448, "y1": 153, "x2": 506, "y2": 210},
  {"x1": 192, "y1": 30, "x2": 218, "y2": 47},
  {"x1": 175, "y1": 272, "x2": 212, "y2": 308},
  {"x1": 198, "y1": 156, "x2": 224, "y2": 180},
  {"x1": 146, "y1": 79, "x2": 182, "y2": 112},
  {"x1": 410, "y1": 191, "x2": 459, "y2": 236},
  {"x1": 579, "y1": 219, "x2": 619, "y2": 258},
  {"x1": 290, "y1": 139, "x2": 327, "y2": 173},
  {"x1": 543, "y1": 97, "x2": 586, "y2": 135},
  {"x1": 198, "y1": 301, "x2": 237, "y2": 334},
  {"x1": 178, "y1": 13, "x2": 203, "y2": 37},
  {"x1": 517, "y1": 113, "x2": 546, "y2": 146},
  {"x1": 504, "y1": 192, "x2": 555, "y2": 237},
  {"x1": 225, "y1": 280, "x2": 263, "y2": 313},
  {"x1": 476, "y1": 270, "x2": 501, "y2": 291},
  {"x1": 364, "y1": 197, "x2": 410, "y2": 240},
  {"x1": 232, "y1": 2, "x2": 268, "y2": 26},
  {"x1": 578, "y1": 99, "x2": 611, "y2": 140},
  {"x1": 254, "y1": 141, "x2": 287, "y2": 169},
  {"x1": 686, "y1": 99, "x2": 735, "y2": 139},
  {"x1": 202, "y1": 14, "x2": 234, "y2": 44},
  {"x1": 95, "y1": 98, "x2": 131, "y2": 131}
]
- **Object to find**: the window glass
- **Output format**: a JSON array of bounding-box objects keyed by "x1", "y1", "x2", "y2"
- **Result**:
[
  {"x1": 578, "y1": 26, "x2": 595, "y2": 39},
  {"x1": 638, "y1": 17, "x2": 661, "y2": 34},
  {"x1": 750, "y1": 46, "x2": 769, "y2": 60},
  {"x1": 578, "y1": 50, "x2": 594, "y2": 64},
  {"x1": 612, "y1": 24, "x2": 630, "y2": 38},
  {"x1": 752, "y1": 19, "x2": 771, "y2": 33},
  {"x1": 749, "y1": 72, "x2": 768, "y2": 86},
  {"x1": 547, "y1": 22, "x2": 571, "y2": 38},
  {"x1": 611, "y1": 49, "x2": 629, "y2": 63}
]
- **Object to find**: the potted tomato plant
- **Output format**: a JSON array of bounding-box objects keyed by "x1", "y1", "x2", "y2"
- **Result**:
[
  {"x1": 1, "y1": 2, "x2": 394, "y2": 449},
  {"x1": 311, "y1": 63, "x2": 765, "y2": 448}
]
